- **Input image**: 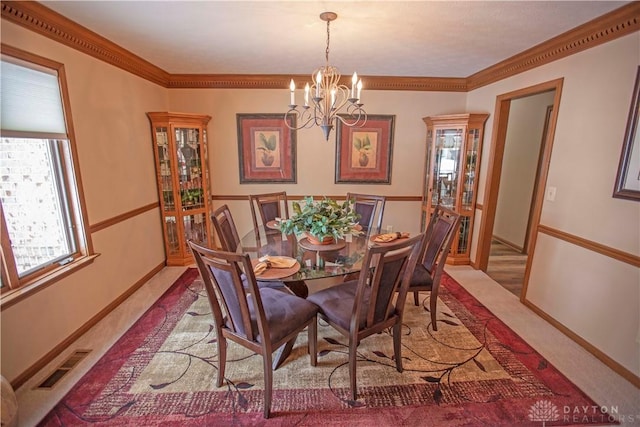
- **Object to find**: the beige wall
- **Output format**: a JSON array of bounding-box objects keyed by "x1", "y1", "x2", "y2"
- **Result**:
[
  {"x1": 167, "y1": 89, "x2": 468, "y2": 237},
  {"x1": 467, "y1": 32, "x2": 640, "y2": 377},
  {"x1": 1, "y1": 22, "x2": 169, "y2": 381}
]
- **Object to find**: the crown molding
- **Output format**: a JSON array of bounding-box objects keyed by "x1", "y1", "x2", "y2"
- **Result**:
[
  {"x1": 167, "y1": 73, "x2": 468, "y2": 91},
  {"x1": 2, "y1": 1, "x2": 638, "y2": 92},
  {"x1": 1, "y1": 1, "x2": 170, "y2": 86},
  {"x1": 467, "y1": 2, "x2": 640, "y2": 90}
]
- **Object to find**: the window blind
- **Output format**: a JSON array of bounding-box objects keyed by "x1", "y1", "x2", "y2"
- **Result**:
[{"x1": 1, "y1": 58, "x2": 67, "y2": 137}]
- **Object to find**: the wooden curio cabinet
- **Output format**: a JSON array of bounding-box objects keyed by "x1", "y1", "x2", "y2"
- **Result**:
[
  {"x1": 147, "y1": 112, "x2": 212, "y2": 266},
  {"x1": 421, "y1": 113, "x2": 489, "y2": 265}
]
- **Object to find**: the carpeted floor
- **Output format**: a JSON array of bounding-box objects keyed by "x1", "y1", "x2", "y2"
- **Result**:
[{"x1": 39, "y1": 268, "x2": 616, "y2": 426}]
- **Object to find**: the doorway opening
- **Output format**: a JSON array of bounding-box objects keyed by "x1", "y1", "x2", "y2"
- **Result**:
[{"x1": 476, "y1": 79, "x2": 563, "y2": 301}]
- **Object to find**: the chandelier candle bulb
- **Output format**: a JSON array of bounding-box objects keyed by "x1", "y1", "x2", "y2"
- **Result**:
[
  {"x1": 289, "y1": 79, "x2": 295, "y2": 105},
  {"x1": 331, "y1": 88, "x2": 336, "y2": 109},
  {"x1": 304, "y1": 83, "x2": 309, "y2": 106},
  {"x1": 351, "y1": 72, "x2": 358, "y2": 98},
  {"x1": 357, "y1": 79, "x2": 363, "y2": 102}
]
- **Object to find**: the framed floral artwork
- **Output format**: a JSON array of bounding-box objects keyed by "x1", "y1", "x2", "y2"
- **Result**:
[
  {"x1": 335, "y1": 114, "x2": 395, "y2": 184},
  {"x1": 237, "y1": 114, "x2": 296, "y2": 183}
]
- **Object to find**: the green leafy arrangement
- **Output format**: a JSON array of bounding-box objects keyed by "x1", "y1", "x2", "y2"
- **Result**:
[{"x1": 278, "y1": 196, "x2": 361, "y2": 241}]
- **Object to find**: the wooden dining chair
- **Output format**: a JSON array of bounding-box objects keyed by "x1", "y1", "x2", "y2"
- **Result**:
[
  {"x1": 307, "y1": 233, "x2": 425, "y2": 401},
  {"x1": 249, "y1": 192, "x2": 289, "y2": 244},
  {"x1": 210, "y1": 204, "x2": 291, "y2": 291},
  {"x1": 211, "y1": 204, "x2": 241, "y2": 252},
  {"x1": 346, "y1": 192, "x2": 386, "y2": 234},
  {"x1": 188, "y1": 240, "x2": 319, "y2": 418},
  {"x1": 407, "y1": 205, "x2": 461, "y2": 331}
]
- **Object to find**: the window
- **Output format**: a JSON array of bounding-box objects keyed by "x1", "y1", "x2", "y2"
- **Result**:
[{"x1": 1, "y1": 46, "x2": 94, "y2": 300}]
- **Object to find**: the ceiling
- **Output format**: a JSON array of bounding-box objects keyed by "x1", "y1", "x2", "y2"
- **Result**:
[{"x1": 40, "y1": 1, "x2": 629, "y2": 78}]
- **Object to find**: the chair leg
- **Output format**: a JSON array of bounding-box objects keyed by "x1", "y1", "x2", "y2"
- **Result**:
[
  {"x1": 308, "y1": 317, "x2": 317, "y2": 367},
  {"x1": 348, "y1": 337, "x2": 358, "y2": 401},
  {"x1": 262, "y1": 353, "x2": 273, "y2": 418},
  {"x1": 393, "y1": 322, "x2": 403, "y2": 372},
  {"x1": 216, "y1": 336, "x2": 227, "y2": 387},
  {"x1": 430, "y1": 291, "x2": 438, "y2": 332},
  {"x1": 413, "y1": 290, "x2": 419, "y2": 306}
]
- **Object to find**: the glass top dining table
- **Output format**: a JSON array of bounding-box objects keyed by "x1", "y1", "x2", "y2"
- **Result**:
[{"x1": 238, "y1": 226, "x2": 371, "y2": 284}]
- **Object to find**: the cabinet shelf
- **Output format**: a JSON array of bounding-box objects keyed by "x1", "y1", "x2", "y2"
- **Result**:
[
  {"x1": 148, "y1": 112, "x2": 212, "y2": 266},
  {"x1": 421, "y1": 113, "x2": 488, "y2": 265}
]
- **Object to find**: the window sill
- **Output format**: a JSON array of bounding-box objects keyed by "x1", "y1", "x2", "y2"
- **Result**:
[{"x1": 1, "y1": 254, "x2": 100, "y2": 310}]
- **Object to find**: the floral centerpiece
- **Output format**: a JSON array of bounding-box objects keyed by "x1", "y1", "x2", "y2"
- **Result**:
[{"x1": 278, "y1": 196, "x2": 361, "y2": 244}]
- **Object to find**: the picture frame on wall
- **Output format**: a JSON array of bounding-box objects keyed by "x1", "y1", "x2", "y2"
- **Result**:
[
  {"x1": 613, "y1": 66, "x2": 640, "y2": 201},
  {"x1": 237, "y1": 114, "x2": 297, "y2": 183},
  {"x1": 335, "y1": 114, "x2": 395, "y2": 184}
]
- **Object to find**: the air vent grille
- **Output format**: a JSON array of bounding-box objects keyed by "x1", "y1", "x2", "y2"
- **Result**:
[{"x1": 36, "y1": 349, "x2": 92, "y2": 389}]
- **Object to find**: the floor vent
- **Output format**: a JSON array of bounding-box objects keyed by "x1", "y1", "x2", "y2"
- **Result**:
[{"x1": 36, "y1": 349, "x2": 92, "y2": 390}]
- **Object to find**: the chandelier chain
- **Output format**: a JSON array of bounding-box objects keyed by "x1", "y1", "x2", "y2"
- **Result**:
[{"x1": 325, "y1": 19, "x2": 331, "y2": 65}]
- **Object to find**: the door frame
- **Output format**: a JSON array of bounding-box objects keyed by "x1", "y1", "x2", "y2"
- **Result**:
[{"x1": 476, "y1": 78, "x2": 563, "y2": 302}]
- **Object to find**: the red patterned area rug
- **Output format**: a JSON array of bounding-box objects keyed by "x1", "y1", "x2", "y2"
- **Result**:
[{"x1": 40, "y1": 268, "x2": 616, "y2": 426}]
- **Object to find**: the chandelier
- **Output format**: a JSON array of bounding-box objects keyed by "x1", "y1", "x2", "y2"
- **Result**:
[{"x1": 285, "y1": 12, "x2": 366, "y2": 141}]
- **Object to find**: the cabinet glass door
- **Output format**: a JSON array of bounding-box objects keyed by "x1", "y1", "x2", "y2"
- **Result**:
[
  {"x1": 165, "y1": 216, "x2": 180, "y2": 256},
  {"x1": 431, "y1": 128, "x2": 462, "y2": 209},
  {"x1": 462, "y1": 128, "x2": 480, "y2": 211},
  {"x1": 155, "y1": 127, "x2": 175, "y2": 212},
  {"x1": 175, "y1": 127, "x2": 204, "y2": 210},
  {"x1": 183, "y1": 213, "x2": 208, "y2": 247}
]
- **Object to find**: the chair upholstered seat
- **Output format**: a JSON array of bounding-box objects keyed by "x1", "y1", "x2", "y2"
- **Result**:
[
  {"x1": 408, "y1": 264, "x2": 434, "y2": 290},
  {"x1": 253, "y1": 287, "x2": 319, "y2": 344},
  {"x1": 307, "y1": 280, "x2": 371, "y2": 331}
]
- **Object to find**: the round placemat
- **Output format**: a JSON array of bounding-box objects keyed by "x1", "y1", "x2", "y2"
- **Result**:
[
  {"x1": 369, "y1": 233, "x2": 411, "y2": 246},
  {"x1": 266, "y1": 220, "x2": 281, "y2": 230},
  {"x1": 251, "y1": 258, "x2": 300, "y2": 280}
]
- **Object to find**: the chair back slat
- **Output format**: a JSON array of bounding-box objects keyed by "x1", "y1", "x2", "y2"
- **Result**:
[
  {"x1": 346, "y1": 193, "x2": 386, "y2": 234},
  {"x1": 421, "y1": 206, "x2": 458, "y2": 273},
  {"x1": 258, "y1": 200, "x2": 281, "y2": 223},
  {"x1": 250, "y1": 192, "x2": 289, "y2": 224},
  {"x1": 355, "y1": 234, "x2": 425, "y2": 329},
  {"x1": 212, "y1": 204, "x2": 241, "y2": 252},
  {"x1": 250, "y1": 192, "x2": 289, "y2": 244}
]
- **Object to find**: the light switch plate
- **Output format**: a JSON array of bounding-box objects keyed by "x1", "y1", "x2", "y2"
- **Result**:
[{"x1": 546, "y1": 186, "x2": 557, "y2": 201}]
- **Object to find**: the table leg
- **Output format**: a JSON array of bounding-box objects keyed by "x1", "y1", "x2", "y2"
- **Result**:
[{"x1": 285, "y1": 280, "x2": 308, "y2": 298}]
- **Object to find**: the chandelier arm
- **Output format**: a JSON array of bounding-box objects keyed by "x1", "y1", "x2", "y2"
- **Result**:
[
  {"x1": 335, "y1": 107, "x2": 367, "y2": 128},
  {"x1": 284, "y1": 108, "x2": 317, "y2": 130}
]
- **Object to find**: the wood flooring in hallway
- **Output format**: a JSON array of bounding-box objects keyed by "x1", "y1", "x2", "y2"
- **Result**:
[{"x1": 486, "y1": 239, "x2": 527, "y2": 297}]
